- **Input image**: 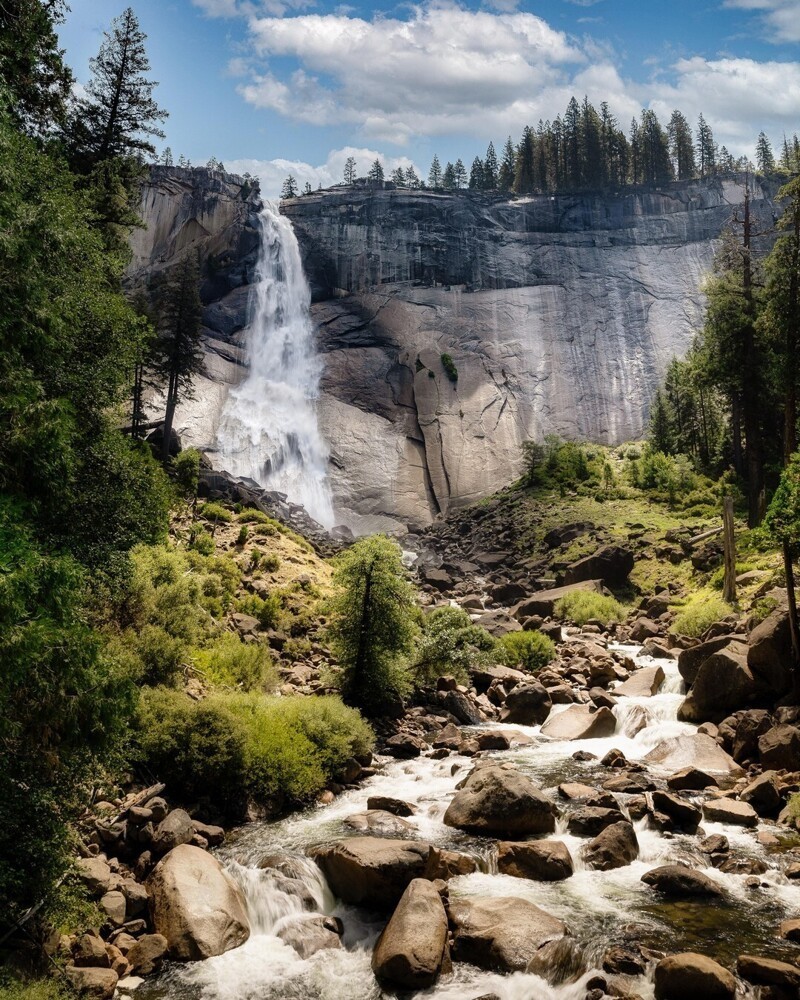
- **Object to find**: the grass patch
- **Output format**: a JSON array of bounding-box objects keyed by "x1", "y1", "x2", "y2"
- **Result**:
[
  {"x1": 199, "y1": 502, "x2": 234, "y2": 523},
  {"x1": 554, "y1": 591, "x2": 628, "y2": 626},
  {"x1": 193, "y1": 634, "x2": 277, "y2": 692},
  {"x1": 0, "y1": 980, "x2": 71, "y2": 1000},
  {"x1": 671, "y1": 592, "x2": 732, "y2": 637}
]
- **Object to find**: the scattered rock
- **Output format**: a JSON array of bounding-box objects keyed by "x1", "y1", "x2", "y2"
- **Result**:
[
  {"x1": 424, "y1": 847, "x2": 478, "y2": 880},
  {"x1": 448, "y1": 896, "x2": 567, "y2": 972},
  {"x1": 151, "y1": 809, "x2": 194, "y2": 856},
  {"x1": 65, "y1": 967, "x2": 118, "y2": 999},
  {"x1": 126, "y1": 935, "x2": 168, "y2": 976},
  {"x1": 614, "y1": 666, "x2": 665, "y2": 698},
  {"x1": 496, "y1": 840, "x2": 573, "y2": 881},
  {"x1": 584, "y1": 821, "x2": 639, "y2": 871},
  {"x1": 736, "y1": 954, "x2": 800, "y2": 989},
  {"x1": 312, "y1": 837, "x2": 431, "y2": 909},
  {"x1": 500, "y1": 682, "x2": 552, "y2": 725},
  {"x1": 539, "y1": 705, "x2": 616, "y2": 741},
  {"x1": 385, "y1": 733, "x2": 428, "y2": 759},
  {"x1": 277, "y1": 916, "x2": 342, "y2": 959},
  {"x1": 702, "y1": 797, "x2": 758, "y2": 827},
  {"x1": 443, "y1": 763, "x2": 557, "y2": 836},
  {"x1": 371, "y1": 879, "x2": 449, "y2": 989},
  {"x1": 654, "y1": 953, "x2": 736, "y2": 1000},
  {"x1": 644, "y1": 734, "x2": 741, "y2": 775},
  {"x1": 641, "y1": 865, "x2": 725, "y2": 898},
  {"x1": 367, "y1": 796, "x2": 417, "y2": 817},
  {"x1": 759, "y1": 725, "x2": 800, "y2": 771}
]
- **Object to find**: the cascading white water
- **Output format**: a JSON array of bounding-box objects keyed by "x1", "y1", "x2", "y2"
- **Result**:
[{"x1": 215, "y1": 205, "x2": 335, "y2": 528}]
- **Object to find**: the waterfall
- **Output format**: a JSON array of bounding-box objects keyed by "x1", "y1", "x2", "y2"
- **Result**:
[{"x1": 215, "y1": 204, "x2": 334, "y2": 528}]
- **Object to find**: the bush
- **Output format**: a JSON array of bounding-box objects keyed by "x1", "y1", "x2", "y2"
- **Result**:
[
  {"x1": 236, "y1": 525, "x2": 249, "y2": 546},
  {"x1": 236, "y1": 591, "x2": 284, "y2": 630},
  {"x1": 672, "y1": 594, "x2": 732, "y2": 637},
  {"x1": 496, "y1": 630, "x2": 556, "y2": 672},
  {"x1": 441, "y1": 353, "x2": 458, "y2": 383},
  {"x1": 414, "y1": 606, "x2": 494, "y2": 685},
  {"x1": 189, "y1": 526, "x2": 214, "y2": 555},
  {"x1": 554, "y1": 591, "x2": 628, "y2": 626},
  {"x1": 135, "y1": 688, "x2": 373, "y2": 816},
  {"x1": 0, "y1": 980, "x2": 72, "y2": 1000},
  {"x1": 261, "y1": 552, "x2": 281, "y2": 572},
  {"x1": 174, "y1": 448, "x2": 201, "y2": 499},
  {"x1": 199, "y1": 502, "x2": 233, "y2": 523},
  {"x1": 522, "y1": 435, "x2": 603, "y2": 492},
  {"x1": 193, "y1": 634, "x2": 277, "y2": 692}
]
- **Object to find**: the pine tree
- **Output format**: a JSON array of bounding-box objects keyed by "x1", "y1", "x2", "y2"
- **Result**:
[
  {"x1": 648, "y1": 390, "x2": 674, "y2": 454},
  {"x1": 484, "y1": 141, "x2": 498, "y2": 189},
  {"x1": 498, "y1": 136, "x2": 515, "y2": 191},
  {"x1": 368, "y1": 158, "x2": 384, "y2": 183},
  {"x1": 428, "y1": 154, "x2": 442, "y2": 189},
  {"x1": 629, "y1": 117, "x2": 642, "y2": 185},
  {"x1": 405, "y1": 165, "x2": 420, "y2": 189},
  {"x1": 390, "y1": 166, "x2": 406, "y2": 187},
  {"x1": 281, "y1": 174, "x2": 298, "y2": 198},
  {"x1": 303, "y1": 181, "x2": 312, "y2": 195},
  {"x1": 563, "y1": 96, "x2": 581, "y2": 189},
  {"x1": 469, "y1": 156, "x2": 485, "y2": 190},
  {"x1": 343, "y1": 156, "x2": 357, "y2": 184},
  {"x1": 756, "y1": 131, "x2": 775, "y2": 175},
  {"x1": 668, "y1": 110, "x2": 696, "y2": 180},
  {"x1": 513, "y1": 126, "x2": 535, "y2": 194},
  {"x1": 639, "y1": 110, "x2": 673, "y2": 185},
  {"x1": 161, "y1": 146, "x2": 173, "y2": 166},
  {"x1": 580, "y1": 97, "x2": 603, "y2": 188},
  {"x1": 696, "y1": 114, "x2": 716, "y2": 178},
  {"x1": 67, "y1": 7, "x2": 167, "y2": 168},
  {"x1": 442, "y1": 161, "x2": 456, "y2": 190},
  {"x1": 152, "y1": 254, "x2": 205, "y2": 466},
  {"x1": 454, "y1": 158, "x2": 467, "y2": 189}
]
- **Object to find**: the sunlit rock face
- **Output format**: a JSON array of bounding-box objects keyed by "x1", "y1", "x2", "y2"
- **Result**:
[{"x1": 132, "y1": 170, "x2": 778, "y2": 533}]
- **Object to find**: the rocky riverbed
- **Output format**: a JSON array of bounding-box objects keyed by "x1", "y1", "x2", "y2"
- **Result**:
[{"x1": 113, "y1": 642, "x2": 800, "y2": 1000}]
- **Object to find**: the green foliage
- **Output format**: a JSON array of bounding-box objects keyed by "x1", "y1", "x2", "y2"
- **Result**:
[
  {"x1": 199, "y1": 501, "x2": 233, "y2": 523},
  {"x1": 0, "y1": 501, "x2": 134, "y2": 920},
  {"x1": 522, "y1": 436, "x2": 603, "y2": 492},
  {"x1": 193, "y1": 634, "x2": 277, "y2": 692},
  {"x1": 135, "y1": 688, "x2": 373, "y2": 816},
  {"x1": 627, "y1": 445, "x2": 712, "y2": 508},
  {"x1": 174, "y1": 448, "x2": 201, "y2": 499},
  {"x1": 262, "y1": 553, "x2": 281, "y2": 572},
  {"x1": 190, "y1": 526, "x2": 215, "y2": 555},
  {"x1": 554, "y1": 591, "x2": 628, "y2": 626},
  {"x1": 0, "y1": 979, "x2": 72, "y2": 1000},
  {"x1": 237, "y1": 525, "x2": 249, "y2": 545},
  {"x1": 496, "y1": 630, "x2": 556, "y2": 672},
  {"x1": 672, "y1": 594, "x2": 732, "y2": 637},
  {"x1": 327, "y1": 536, "x2": 417, "y2": 716},
  {"x1": 765, "y1": 452, "x2": 800, "y2": 554},
  {"x1": 236, "y1": 591, "x2": 284, "y2": 630},
  {"x1": 441, "y1": 353, "x2": 458, "y2": 383},
  {"x1": 414, "y1": 606, "x2": 494, "y2": 685}
]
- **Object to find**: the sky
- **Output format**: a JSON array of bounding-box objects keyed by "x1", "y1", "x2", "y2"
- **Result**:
[{"x1": 58, "y1": 0, "x2": 800, "y2": 197}]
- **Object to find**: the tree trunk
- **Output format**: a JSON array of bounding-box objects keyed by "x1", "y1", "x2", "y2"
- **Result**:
[
  {"x1": 722, "y1": 496, "x2": 737, "y2": 604},
  {"x1": 784, "y1": 541, "x2": 800, "y2": 684},
  {"x1": 161, "y1": 370, "x2": 178, "y2": 467},
  {"x1": 353, "y1": 559, "x2": 374, "y2": 699}
]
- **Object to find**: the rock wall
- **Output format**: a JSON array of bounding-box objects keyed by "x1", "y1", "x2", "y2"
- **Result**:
[{"x1": 131, "y1": 170, "x2": 778, "y2": 534}]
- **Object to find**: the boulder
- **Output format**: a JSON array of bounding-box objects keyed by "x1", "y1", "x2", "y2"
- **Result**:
[
  {"x1": 614, "y1": 665, "x2": 665, "y2": 698},
  {"x1": 540, "y1": 705, "x2": 616, "y2": 741},
  {"x1": 566, "y1": 807, "x2": 627, "y2": 837},
  {"x1": 654, "y1": 953, "x2": 736, "y2": 1000},
  {"x1": 385, "y1": 733, "x2": 428, "y2": 758},
  {"x1": 678, "y1": 641, "x2": 761, "y2": 723},
  {"x1": 126, "y1": 934, "x2": 168, "y2": 976},
  {"x1": 496, "y1": 841, "x2": 573, "y2": 881},
  {"x1": 146, "y1": 844, "x2": 250, "y2": 961},
  {"x1": 748, "y1": 608, "x2": 794, "y2": 696},
  {"x1": 443, "y1": 763, "x2": 557, "y2": 836},
  {"x1": 423, "y1": 847, "x2": 478, "y2": 879},
  {"x1": 511, "y1": 580, "x2": 604, "y2": 620},
  {"x1": 740, "y1": 770, "x2": 782, "y2": 818},
  {"x1": 641, "y1": 865, "x2": 725, "y2": 898},
  {"x1": 649, "y1": 790, "x2": 701, "y2": 830},
  {"x1": 562, "y1": 545, "x2": 634, "y2": 587},
  {"x1": 442, "y1": 689, "x2": 484, "y2": 725},
  {"x1": 277, "y1": 915, "x2": 342, "y2": 959},
  {"x1": 644, "y1": 734, "x2": 741, "y2": 775},
  {"x1": 151, "y1": 809, "x2": 194, "y2": 856},
  {"x1": 758, "y1": 724, "x2": 800, "y2": 771},
  {"x1": 447, "y1": 896, "x2": 567, "y2": 972},
  {"x1": 583, "y1": 821, "x2": 639, "y2": 871},
  {"x1": 737, "y1": 954, "x2": 800, "y2": 989},
  {"x1": 678, "y1": 635, "x2": 738, "y2": 686},
  {"x1": 64, "y1": 967, "x2": 118, "y2": 999},
  {"x1": 312, "y1": 837, "x2": 430, "y2": 909},
  {"x1": 731, "y1": 708, "x2": 772, "y2": 763},
  {"x1": 344, "y1": 810, "x2": 415, "y2": 836},
  {"x1": 75, "y1": 857, "x2": 114, "y2": 897},
  {"x1": 73, "y1": 933, "x2": 109, "y2": 968},
  {"x1": 500, "y1": 682, "x2": 552, "y2": 725},
  {"x1": 371, "y1": 879, "x2": 449, "y2": 989},
  {"x1": 666, "y1": 767, "x2": 718, "y2": 791},
  {"x1": 367, "y1": 796, "x2": 417, "y2": 817},
  {"x1": 630, "y1": 617, "x2": 662, "y2": 643},
  {"x1": 702, "y1": 797, "x2": 758, "y2": 827}
]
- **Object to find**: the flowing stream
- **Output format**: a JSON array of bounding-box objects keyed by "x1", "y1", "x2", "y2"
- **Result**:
[
  {"x1": 137, "y1": 648, "x2": 800, "y2": 1000},
  {"x1": 215, "y1": 205, "x2": 334, "y2": 528}
]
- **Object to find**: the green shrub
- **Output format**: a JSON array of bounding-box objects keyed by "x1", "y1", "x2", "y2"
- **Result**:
[
  {"x1": 441, "y1": 353, "x2": 458, "y2": 383},
  {"x1": 0, "y1": 979, "x2": 72, "y2": 1000},
  {"x1": 135, "y1": 689, "x2": 373, "y2": 815},
  {"x1": 496, "y1": 630, "x2": 556, "y2": 672},
  {"x1": 236, "y1": 592, "x2": 284, "y2": 630},
  {"x1": 238, "y1": 509, "x2": 278, "y2": 533},
  {"x1": 199, "y1": 502, "x2": 233, "y2": 523},
  {"x1": 672, "y1": 594, "x2": 732, "y2": 637},
  {"x1": 554, "y1": 591, "x2": 628, "y2": 626},
  {"x1": 194, "y1": 634, "x2": 277, "y2": 692},
  {"x1": 261, "y1": 552, "x2": 281, "y2": 572},
  {"x1": 190, "y1": 526, "x2": 214, "y2": 555},
  {"x1": 174, "y1": 448, "x2": 201, "y2": 499},
  {"x1": 237, "y1": 525, "x2": 249, "y2": 546},
  {"x1": 413, "y1": 606, "x2": 494, "y2": 685}
]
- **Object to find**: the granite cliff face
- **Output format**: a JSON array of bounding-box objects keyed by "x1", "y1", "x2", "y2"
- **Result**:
[{"x1": 131, "y1": 170, "x2": 778, "y2": 533}]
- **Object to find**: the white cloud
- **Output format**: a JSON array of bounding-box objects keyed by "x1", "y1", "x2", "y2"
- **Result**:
[
  {"x1": 723, "y1": 0, "x2": 800, "y2": 43},
  {"x1": 226, "y1": 146, "x2": 422, "y2": 199}
]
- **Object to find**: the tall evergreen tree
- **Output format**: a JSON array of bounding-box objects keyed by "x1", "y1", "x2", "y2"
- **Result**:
[
  {"x1": 66, "y1": 7, "x2": 167, "y2": 169},
  {"x1": 368, "y1": 158, "x2": 384, "y2": 182},
  {"x1": 390, "y1": 166, "x2": 406, "y2": 187},
  {"x1": 469, "y1": 156, "x2": 485, "y2": 190},
  {"x1": 629, "y1": 117, "x2": 642, "y2": 185},
  {"x1": 281, "y1": 174, "x2": 298, "y2": 198},
  {"x1": 405, "y1": 165, "x2": 420, "y2": 189},
  {"x1": 563, "y1": 96, "x2": 581, "y2": 189},
  {"x1": 668, "y1": 110, "x2": 696, "y2": 180},
  {"x1": 639, "y1": 109, "x2": 673, "y2": 185},
  {"x1": 484, "y1": 141, "x2": 498, "y2": 189},
  {"x1": 442, "y1": 161, "x2": 456, "y2": 190},
  {"x1": 648, "y1": 390, "x2": 674, "y2": 454},
  {"x1": 498, "y1": 136, "x2": 515, "y2": 191},
  {"x1": 756, "y1": 131, "x2": 775, "y2": 175},
  {"x1": 580, "y1": 97, "x2": 603, "y2": 188},
  {"x1": 696, "y1": 114, "x2": 716, "y2": 178},
  {"x1": 428, "y1": 154, "x2": 443, "y2": 189},
  {"x1": 343, "y1": 155, "x2": 357, "y2": 184},
  {"x1": 454, "y1": 158, "x2": 467, "y2": 189},
  {"x1": 152, "y1": 254, "x2": 205, "y2": 466},
  {"x1": 514, "y1": 126, "x2": 535, "y2": 194}
]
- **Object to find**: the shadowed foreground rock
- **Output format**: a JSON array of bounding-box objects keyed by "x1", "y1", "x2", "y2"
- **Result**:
[
  {"x1": 447, "y1": 896, "x2": 568, "y2": 972},
  {"x1": 371, "y1": 879, "x2": 449, "y2": 989},
  {"x1": 312, "y1": 837, "x2": 431, "y2": 909},
  {"x1": 654, "y1": 952, "x2": 736, "y2": 999}
]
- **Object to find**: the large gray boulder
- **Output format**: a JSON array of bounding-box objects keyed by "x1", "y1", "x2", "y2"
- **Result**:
[
  {"x1": 614, "y1": 665, "x2": 665, "y2": 698},
  {"x1": 500, "y1": 681, "x2": 552, "y2": 725},
  {"x1": 146, "y1": 844, "x2": 250, "y2": 961},
  {"x1": 496, "y1": 840, "x2": 573, "y2": 881},
  {"x1": 748, "y1": 607, "x2": 794, "y2": 696},
  {"x1": 584, "y1": 821, "x2": 639, "y2": 871},
  {"x1": 447, "y1": 896, "x2": 567, "y2": 972},
  {"x1": 563, "y1": 545, "x2": 634, "y2": 587},
  {"x1": 511, "y1": 581, "x2": 604, "y2": 620},
  {"x1": 644, "y1": 734, "x2": 741, "y2": 775},
  {"x1": 312, "y1": 837, "x2": 430, "y2": 909},
  {"x1": 641, "y1": 865, "x2": 725, "y2": 898},
  {"x1": 371, "y1": 879, "x2": 449, "y2": 989},
  {"x1": 540, "y1": 705, "x2": 616, "y2": 741},
  {"x1": 443, "y1": 763, "x2": 557, "y2": 836}
]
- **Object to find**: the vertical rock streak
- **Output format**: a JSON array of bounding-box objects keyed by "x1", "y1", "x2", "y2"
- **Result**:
[{"x1": 216, "y1": 205, "x2": 334, "y2": 527}]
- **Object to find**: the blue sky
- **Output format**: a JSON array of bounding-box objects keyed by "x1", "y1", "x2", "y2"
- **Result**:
[{"x1": 59, "y1": 0, "x2": 800, "y2": 196}]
